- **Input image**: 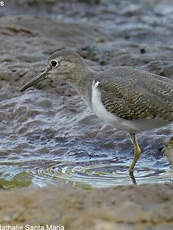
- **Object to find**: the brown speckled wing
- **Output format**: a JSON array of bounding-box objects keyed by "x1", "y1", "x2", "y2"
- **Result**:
[{"x1": 97, "y1": 70, "x2": 173, "y2": 121}]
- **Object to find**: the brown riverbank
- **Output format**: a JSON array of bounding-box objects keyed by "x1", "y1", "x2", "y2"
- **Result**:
[{"x1": 0, "y1": 183, "x2": 173, "y2": 229}]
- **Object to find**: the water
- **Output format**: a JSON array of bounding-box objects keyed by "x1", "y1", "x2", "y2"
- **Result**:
[
  {"x1": 0, "y1": 147, "x2": 172, "y2": 189},
  {"x1": 1, "y1": 0, "x2": 173, "y2": 190},
  {"x1": 0, "y1": 88, "x2": 172, "y2": 189}
]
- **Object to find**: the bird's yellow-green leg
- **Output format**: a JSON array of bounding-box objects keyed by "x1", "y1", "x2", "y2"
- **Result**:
[
  {"x1": 129, "y1": 133, "x2": 141, "y2": 174},
  {"x1": 165, "y1": 136, "x2": 173, "y2": 166}
]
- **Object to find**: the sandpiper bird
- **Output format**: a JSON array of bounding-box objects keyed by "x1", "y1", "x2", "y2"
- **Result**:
[{"x1": 21, "y1": 49, "x2": 173, "y2": 180}]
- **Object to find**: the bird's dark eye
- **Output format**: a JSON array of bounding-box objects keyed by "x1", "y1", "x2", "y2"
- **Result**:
[{"x1": 51, "y1": 60, "x2": 57, "y2": 67}]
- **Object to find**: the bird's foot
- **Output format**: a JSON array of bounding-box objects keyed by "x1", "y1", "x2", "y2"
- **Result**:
[{"x1": 129, "y1": 170, "x2": 137, "y2": 185}]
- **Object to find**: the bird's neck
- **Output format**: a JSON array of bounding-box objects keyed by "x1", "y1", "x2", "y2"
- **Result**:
[{"x1": 68, "y1": 65, "x2": 96, "y2": 106}]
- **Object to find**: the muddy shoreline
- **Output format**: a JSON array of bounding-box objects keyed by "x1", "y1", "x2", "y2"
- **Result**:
[{"x1": 0, "y1": 183, "x2": 173, "y2": 229}]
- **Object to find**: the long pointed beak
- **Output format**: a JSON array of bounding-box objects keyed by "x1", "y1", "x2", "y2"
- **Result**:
[{"x1": 20, "y1": 67, "x2": 51, "y2": 92}]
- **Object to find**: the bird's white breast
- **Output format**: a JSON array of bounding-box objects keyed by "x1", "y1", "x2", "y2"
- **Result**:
[
  {"x1": 91, "y1": 81, "x2": 141, "y2": 132},
  {"x1": 91, "y1": 81, "x2": 118, "y2": 124}
]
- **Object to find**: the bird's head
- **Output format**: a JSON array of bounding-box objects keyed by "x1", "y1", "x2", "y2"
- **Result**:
[{"x1": 20, "y1": 49, "x2": 87, "y2": 92}]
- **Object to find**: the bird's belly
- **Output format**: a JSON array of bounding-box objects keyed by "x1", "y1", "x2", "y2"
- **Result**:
[
  {"x1": 92, "y1": 100, "x2": 140, "y2": 132},
  {"x1": 92, "y1": 101, "x2": 170, "y2": 132}
]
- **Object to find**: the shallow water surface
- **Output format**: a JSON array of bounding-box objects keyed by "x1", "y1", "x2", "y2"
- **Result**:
[
  {"x1": 1, "y1": 0, "x2": 173, "y2": 189},
  {"x1": 0, "y1": 88, "x2": 172, "y2": 189},
  {"x1": 0, "y1": 144, "x2": 172, "y2": 189}
]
